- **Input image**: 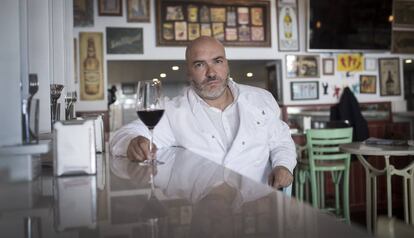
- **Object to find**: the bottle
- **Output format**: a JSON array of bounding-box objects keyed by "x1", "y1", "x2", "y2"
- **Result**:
[
  {"x1": 385, "y1": 70, "x2": 394, "y2": 95},
  {"x1": 83, "y1": 38, "x2": 100, "y2": 95},
  {"x1": 283, "y1": 7, "x2": 292, "y2": 39}
]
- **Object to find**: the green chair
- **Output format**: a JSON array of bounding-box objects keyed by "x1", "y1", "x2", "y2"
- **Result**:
[{"x1": 295, "y1": 127, "x2": 353, "y2": 223}]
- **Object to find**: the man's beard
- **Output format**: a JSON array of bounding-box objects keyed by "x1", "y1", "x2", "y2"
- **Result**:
[{"x1": 191, "y1": 75, "x2": 229, "y2": 100}]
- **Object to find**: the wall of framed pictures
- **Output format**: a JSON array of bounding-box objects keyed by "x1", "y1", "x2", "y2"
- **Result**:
[
  {"x1": 156, "y1": 0, "x2": 271, "y2": 46},
  {"x1": 69, "y1": 0, "x2": 410, "y2": 112}
]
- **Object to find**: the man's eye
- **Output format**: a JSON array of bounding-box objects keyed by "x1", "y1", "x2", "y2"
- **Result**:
[
  {"x1": 194, "y1": 63, "x2": 204, "y2": 68},
  {"x1": 215, "y1": 59, "x2": 223, "y2": 64}
]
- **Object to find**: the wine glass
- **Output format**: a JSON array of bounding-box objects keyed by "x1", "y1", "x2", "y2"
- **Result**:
[{"x1": 136, "y1": 79, "x2": 165, "y2": 165}]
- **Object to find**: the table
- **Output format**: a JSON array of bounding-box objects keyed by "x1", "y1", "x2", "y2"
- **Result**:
[
  {"x1": 340, "y1": 142, "x2": 414, "y2": 232},
  {"x1": 0, "y1": 148, "x2": 372, "y2": 238}
]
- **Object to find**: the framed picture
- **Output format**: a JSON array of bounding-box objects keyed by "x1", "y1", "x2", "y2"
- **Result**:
[
  {"x1": 393, "y1": 0, "x2": 414, "y2": 28},
  {"x1": 266, "y1": 60, "x2": 283, "y2": 103},
  {"x1": 286, "y1": 55, "x2": 320, "y2": 78},
  {"x1": 364, "y1": 58, "x2": 377, "y2": 71},
  {"x1": 291, "y1": 81, "x2": 319, "y2": 100},
  {"x1": 322, "y1": 58, "x2": 334, "y2": 75},
  {"x1": 127, "y1": 0, "x2": 150, "y2": 22},
  {"x1": 360, "y1": 75, "x2": 377, "y2": 94},
  {"x1": 392, "y1": 30, "x2": 414, "y2": 54},
  {"x1": 156, "y1": 0, "x2": 271, "y2": 47},
  {"x1": 106, "y1": 27, "x2": 143, "y2": 54},
  {"x1": 277, "y1": 0, "x2": 299, "y2": 51},
  {"x1": 79, "y1": 32, "x2": 104, "y2": 101},
  {"x1": 378, "y1": 58, "x2": 401, "y2": 96},
  {"x1": 73, "y1": 0, "x2": 94, "y2": 27},
  {"x1": 98, "y1": 0, "x2": 122, "y2": 16}
]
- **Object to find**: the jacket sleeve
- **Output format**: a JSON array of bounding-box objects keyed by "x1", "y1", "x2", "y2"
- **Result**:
[
  {"x1": 109, "y1": 109, "x2": 176, "y2": 156},
  {"x1": 265, "y1": 94, "x2": 297, "y2": 174}
]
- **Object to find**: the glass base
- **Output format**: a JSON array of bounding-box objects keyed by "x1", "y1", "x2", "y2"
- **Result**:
[{"x1": 139, "y1": 159, "x2": 165, "y2": 166}]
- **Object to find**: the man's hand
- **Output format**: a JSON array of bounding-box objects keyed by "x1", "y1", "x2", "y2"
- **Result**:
[
  {"x1": 126, "y1": 136, "x2": 157, "y2": 162},
  {"x1": 268, "y1": 166, "x2": 293, "y2": 189}
]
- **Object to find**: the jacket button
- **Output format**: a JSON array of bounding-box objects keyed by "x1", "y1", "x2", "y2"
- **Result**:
[
  {"x1": 257, "y1": 121, "x2": 260, "y2": 125},
  {"x1": 212, "y1": 135, "x2": 215, "y2": 139},
  {"x1": 262, "y1": 110, "x2": 265, "y2": 115},
  {"x1": 242, "y1": 141, "x2": 245, "y2": 145}
]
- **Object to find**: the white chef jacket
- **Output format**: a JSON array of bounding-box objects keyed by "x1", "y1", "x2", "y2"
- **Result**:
[{"x1": 109, "y1": 81, "x2": 297, "y2": 184}]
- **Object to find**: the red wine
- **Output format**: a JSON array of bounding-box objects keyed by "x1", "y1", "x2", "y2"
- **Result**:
[{"x1": 137, "y1": 110, "x2": 164, "y2": 129}]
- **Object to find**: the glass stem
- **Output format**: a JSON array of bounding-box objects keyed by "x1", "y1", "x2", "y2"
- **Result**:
[{"x1": 149, "y1": 129, "x2": 154, "y2": 160}]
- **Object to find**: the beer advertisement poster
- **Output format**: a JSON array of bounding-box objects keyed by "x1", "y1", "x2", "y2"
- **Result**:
[{"x1": 79, "y1": 32, "x2": 104, "y2": 100}]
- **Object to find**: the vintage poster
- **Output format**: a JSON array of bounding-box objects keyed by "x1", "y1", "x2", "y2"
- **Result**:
[
  {"x1": 227, "y1": 7, "x2": 237, "y2": 26},
  {"x1": 379, "y1": 58, "x2": 401, "y2": 96},
  {"x1": 277, "y1": 2, "x2": 299, "y2": 51},
  {"x1": 225, "y1": 28, "x2": 238, "y2": 41},
  {"x1": 337, "y1": 54, "x2": 363, "y2": 72},
  {"x1": 238, "y1": 7, "x2": 249, "y2": 24},
  {"x1": 286, "y1": 55, "x2": 320, "y2": 78},
  {"x1": 166, "y1": 6, "x2": 184, "y2": 20},
  {"x1": 201, "y1": 23, "x2": 212, "y2": 36},
  {"x1": 210, "y1": 7, "x2": 226, "y2": 22},
  {"x1": 73, "y1": 0, "x2": 94, "y2": 27},
  {"x1": 199, "y1": 5, "x2": 210, "y2": 22},
  {"x1": 79, "y1": 32, "x2": 104, "y2": 100},
  {"x1": 106, "y1": 27, "x2": 143, "y2": 54},
  {"x1": 251, "y1": 27, "x2": 264, "y2": 41},
  {"x1": 188, "y1": 23, "x2": 200, "y2": 40},
  {"x1": 360, "y1": 75, "x2": 377, "y2": 94},
  {"x1": 163, "y1": 23, "x2": 174, "y2": 40},
  {"x1": 175, "y1": 21, "x2": 187, "y2": 40},
  {"x1": 127, "y1": 0, "x2": 150, "y2": 22},
  {"x1": 238, "y1": 25, "x2": 251, "y2": 41},
  {"x1": 187, "y1": 5, "x2": 198, "y2": 22},
  {"x1": 251, "y1": 7, "x2": 263, "y2": 26},
  {"x1": 212, "y1": 23, "x2": 224, "y2": 41}
]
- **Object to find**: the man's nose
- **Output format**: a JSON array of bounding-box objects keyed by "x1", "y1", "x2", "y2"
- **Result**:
[{"x1": 206, "y1": 65, "x2": 216, "y2": 78}]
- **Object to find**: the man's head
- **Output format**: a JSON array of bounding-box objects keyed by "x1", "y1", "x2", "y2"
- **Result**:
[{"x1": 185, "y1": 36, "x2": 230, "y2": 100}]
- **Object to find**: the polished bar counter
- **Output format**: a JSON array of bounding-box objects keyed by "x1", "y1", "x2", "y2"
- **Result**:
[{"x1": 0, "y1": 147, "x2": 372, "y2": 237}]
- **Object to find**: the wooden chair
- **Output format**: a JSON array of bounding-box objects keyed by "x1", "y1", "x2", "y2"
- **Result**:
[{"x1": 295, "y1": 127, "x2": 353, "y2": 223}]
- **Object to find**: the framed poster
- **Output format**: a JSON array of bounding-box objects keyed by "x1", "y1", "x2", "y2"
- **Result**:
[
  {"x1": 73, "y1": 0, "x2": 94, "y2": 27},
  {"x1": 286, "y1": 55, "x2": 320, "y2": 78},
  {"x1": 360, "y1": 75, "x2": 377, "y2": 94},
  {"x1": 267, "y1": 60, "x2": 283, "y2": 103},
  {"x1": 106, "y1": 27, "x2": 143, "y2": 54},
  {"x1": 322, "y1": 58, "x2": 334, "y2": 75},
  {"x1": 277, "y1": 0, "x2": 299, "y2": 51},
  {"x1": 364, "y1": 58, "x2": 377, "y2": 71},
  {"x1": 291, "y1": 81, "x2": 319, "y2": 100},
  {"x1": 393, "y1": 0, "x2": 414, "y2": 28},
  {"x1": 98, "y1": 0, "x2": 122, "y2": 16},
  {"x1": 127, "y1": 0, "x2": 150, "y2": 22},
  {"x1": 378, "y1": 58, "x2": 401, "y2": 96},
  {"x1": 79, "y1": 32, "x2": 104, "y2": 101},
  {"x1": 392, "y1": 30, "x2": 414, "y2": 54},
  {"x1": 156, "y1": 0, "x2": 271, "y2": 47}
]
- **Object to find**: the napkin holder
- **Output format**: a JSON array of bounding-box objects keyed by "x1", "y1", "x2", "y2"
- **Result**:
[
  {"x1": 53, "y1": 120, "x2": 96, "y2": 176},
  {"x1": 79, "y1": 114, "x2": 104, "y2": 153}
]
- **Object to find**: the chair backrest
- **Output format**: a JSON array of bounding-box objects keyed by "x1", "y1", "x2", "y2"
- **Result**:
[{"x1": 306, "y1": 128, "x2": 353, "y2": 165}]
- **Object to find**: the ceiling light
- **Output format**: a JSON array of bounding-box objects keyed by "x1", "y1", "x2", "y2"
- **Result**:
[
  {"x1": 172, "y1": 66, "x2": 179, "y2": 70},
  {"x1": 160, "y1": 73, "x2": 167, "y2": 78},
  {"x1": 405, "y1": 59, "x2": 412, "y2": 64},
  {"x1": 246, "y1": 72, "x2": 253, "y2": 77}
]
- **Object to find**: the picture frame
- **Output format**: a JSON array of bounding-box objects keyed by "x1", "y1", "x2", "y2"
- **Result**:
[
  {"x1": 266, "y1": 60, "x2": 283, "y2": 103},
  {"x1": 121, "y1": 83, "x2": 137, "y2": 95},
  {"x1": 359, "y1": 75, "x2": 377, "y2": 94},
  {"x1": 127, "y1": 0, "x2": 150, "y2": 22},
  {"x1": 156, "y1": 0, "x2": 271, "y2": 47},
  {"x1": 364, "y1": 57, "x2": 377, "y2": 71},
  {"x1": 378, "y1": 58, "x2": 401, "y2": 96},
  {"x1": 79, "y1": 32, "x2": 104, "y2": 100},
  {"x1": 290, "y1": 81, "x2": 319, "y2": 100},
  {"x1": 277, "y1": 0, "x2": 299, "y2": 51},
  {"x1": 98, "y1": 0, "x2": 122, "y2": 16},
  {"x1": 286, "y1": 55, "x2": 320, "y2": 78},
  {"x1": 393, "y1": 0, "x2": 414, "y2": 28},
  {"x1": 73, "y1": 0, "x2": 94, "y2": 27},
  {"x1": 106, "y1": 27, "x2": 143, "y2": 54},
  {"x1": 392, "y1": 30, "x2": 414, "y2": 54},
  {"x1": 322, "y1": 58, "x2": 334, "y2": 75}
]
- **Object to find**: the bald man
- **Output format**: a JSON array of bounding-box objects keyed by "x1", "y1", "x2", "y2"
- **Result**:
[{"x1": 110, "y1": 36, "x2": 297, "y2": 189}]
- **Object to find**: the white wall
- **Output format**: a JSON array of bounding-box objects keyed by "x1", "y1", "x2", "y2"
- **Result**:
[
  {"x1": 0, "y1": 0, "x2": 24, "y2": 146},
  {"x1": 72, "y1": 0, "x2": 413, "y2": 113}
]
